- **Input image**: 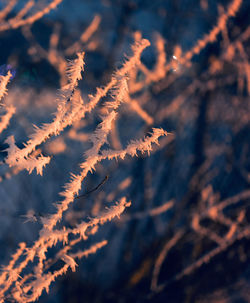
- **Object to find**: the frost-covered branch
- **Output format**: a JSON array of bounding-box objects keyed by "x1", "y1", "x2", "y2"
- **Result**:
[
  {"x1": 4, "y1": 53, "x2": 85, "y2": 174},
  {"x1": 0, "y1": 106, "x2": 15, "y2": 134},
  {"x1": 0, "y1": 71, "x2": 12, "y2": 103},
  {"x1": 4, "y1": 37, "x2": 150, "y2": 175}
]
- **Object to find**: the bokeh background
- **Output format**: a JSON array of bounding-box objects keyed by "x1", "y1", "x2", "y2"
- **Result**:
[{"x1": 0, "y1": 0, "x2": 250, "y2": 302}]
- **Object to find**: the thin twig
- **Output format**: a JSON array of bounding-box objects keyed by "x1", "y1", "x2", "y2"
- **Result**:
[{"x1": 76, "y1": 175, "x2": 109, "y2": 198}]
